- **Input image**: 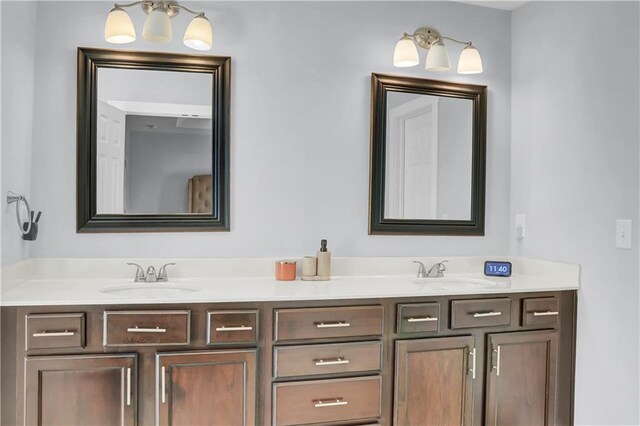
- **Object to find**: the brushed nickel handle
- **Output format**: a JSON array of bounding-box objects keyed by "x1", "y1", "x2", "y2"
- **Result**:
[
  {"x1": 469, "y1": 347, "x2": 477, "y2": 379},
  {"x1": 161, "y1": 366, "x2": 166, "y2": 404},
  {"x1": 314, "y1": 357, "x2": 350, "y2": 366},
  {"x1": 473, "y1": 311, "x2": 502, "y2": 318},
  {"x1": 127, "y1": 326, "x2": 166, "y2": 333},
  {"x1": 126, "y1": 367, "x2": 131, "y2": 406},
  {"x1": 32, "y1": 330, "x2": 75, "y2": 337},
  {"x1": 315, "y1": 321, "x2": 350, "y2": 328},
  {"x1": 533, "y1": 311, "x2": 559, "y2": 316},
  {"x1": 406, "y1": 316, "x2": 438, "y2": 322},
  {"x1": 314, "y1": 398, "x2": 348, "y2": 408},
  {"x1": 215, "y1": 325, "x2": 253, "y2": 332},
  {"x1": 492, "y1": 346, "x2": 501, "y2": 376}
]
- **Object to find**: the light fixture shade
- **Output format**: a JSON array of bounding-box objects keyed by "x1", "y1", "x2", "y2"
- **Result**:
[
  {"x1": 393, "y1": 36, "x2": 419, "y2": 67},
  {"x1": 457, "y1": 45, "x2": 483, "y2": 74},
  {"x1": 183, "y1": 15, "x2": 213, "y2": 51},
  {"x1": 425, "y1": 40, "x2": 451, "y2": 71},
  {"x1": 142, "y1": 8, "x2": 172, "y2": 43},
  {"x1": 105, "y1": 7, "x2": 136, "y2": 44}
]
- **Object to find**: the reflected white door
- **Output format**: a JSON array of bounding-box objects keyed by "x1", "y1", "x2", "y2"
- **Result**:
[
  {"x1": 385, "y1": 97, "x2": 438, "y2": 219},
  {"x1": 96, "y1": 101, "x2": 126, "y2": 214}
]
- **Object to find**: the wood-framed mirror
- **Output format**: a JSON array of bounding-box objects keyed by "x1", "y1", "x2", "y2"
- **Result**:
[
  {"x1": 369, "y1": 73, "x2": 487, "y2": 235},
  {"x1": 77, "y1": 48, "x2": 230, "y2": 232}
]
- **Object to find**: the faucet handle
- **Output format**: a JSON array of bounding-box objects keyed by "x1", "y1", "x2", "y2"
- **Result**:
[
  {"x1": 157, "y1": 263, "x2": 176, "y2": 282},
  {"x1": 127, "y1": 263, "x2": 146, "y2": 282},
  {"x1": 412, "y1": 261, "x2": 428, "y2": 278}
]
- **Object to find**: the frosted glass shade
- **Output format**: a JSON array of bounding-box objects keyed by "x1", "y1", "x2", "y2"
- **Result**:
[
  {"x1": 104, "y1": 7, "x2": 136, "y2": 44},
  {"x1": 393, "y1": 36, "x2": 419, "y2": 67},
  {"x1": 425, "y1": 41, "x2": 450, "y2": 71},
  {"x1": 183, "y1": 15, "x2": 213, "y2": 51},
  {"x1": 142, "y1": 9, "x2": 172, "y2": 43},
  {"x1": 457, "y1": 45, "x2": 483, "y2": 74}
]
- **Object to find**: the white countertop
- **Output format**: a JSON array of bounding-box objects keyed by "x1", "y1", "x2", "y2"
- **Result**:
[{"x1": 0, "y1": 257, "x2": 580, "y2": 306}]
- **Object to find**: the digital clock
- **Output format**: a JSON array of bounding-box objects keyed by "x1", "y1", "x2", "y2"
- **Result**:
[{"x1": 484, "y1": 261, "x2": 512, "y2": 277}]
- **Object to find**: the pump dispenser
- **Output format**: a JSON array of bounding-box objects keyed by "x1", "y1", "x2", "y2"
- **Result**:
[{"x1": 316, "y1": 239, "x2": 331, "y2": 280}]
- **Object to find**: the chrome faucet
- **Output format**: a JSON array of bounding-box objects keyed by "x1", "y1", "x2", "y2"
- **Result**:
[
  {"x1": 427, "y1": 260, "x2": 448, "y2": 278},
  {"x1": 127, "y1": 262, "x2": 176, "y2": 283},
  {"x1": 412, "y1": 261, "x2": 429, "y2": 278}
]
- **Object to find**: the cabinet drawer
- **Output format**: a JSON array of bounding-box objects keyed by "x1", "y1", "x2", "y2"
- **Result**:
[
  {"x1": 103, "y1": 310, "x2": 190, "y2": 347},
  {"x1": 397, "y1": 303, "x2": 440, "y2": 334},
  {"x1": 25, "y1": 313, "x2": 85, "y2": 351},
  {"x1": 274, "y1": 341, "x2": 383, "y2": 378},
  {"x1": 207, "y1": 310, "x2": 258, "y2": 344},
  {"x1": 274, "y1": 306, "x2": 383, "y2": 342},
  {"x1": 273, "y1": 376, "x2": 382, "y2": 425},
  {"x1": 451, "y1": 298, "x2": 511, "y2": 329},
  {"x1": 522, "y1": 297, "x2": 559, "y2": 327}
]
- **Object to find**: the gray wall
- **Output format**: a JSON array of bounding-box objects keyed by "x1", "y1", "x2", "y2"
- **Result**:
[
  {"x1": 1, "y1": 2, "x2": 37, "y2": 266},
  {"x1": 511, "y1": 2, "x2": 639, "y2": 423},
  {"x1": 13, "y1": 1, "x2": 512, "y2": 259}
]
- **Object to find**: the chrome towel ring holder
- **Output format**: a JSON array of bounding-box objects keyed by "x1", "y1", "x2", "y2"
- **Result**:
[{"x1": 6, "y1": 191, "x2": 41, "y2": 240}]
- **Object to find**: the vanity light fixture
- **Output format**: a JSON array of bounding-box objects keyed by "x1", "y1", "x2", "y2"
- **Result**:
[
  {"x1": 105, "y1": 1, "x2": 213, "y2": 51},
  {"x1": 393, "y1": 27, "x2": 483, "y2": 74}
]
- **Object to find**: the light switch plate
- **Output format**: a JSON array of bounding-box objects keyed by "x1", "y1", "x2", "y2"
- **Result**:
[{"x1": 616, "y1": 219, "x2": 632, "y2": 249}]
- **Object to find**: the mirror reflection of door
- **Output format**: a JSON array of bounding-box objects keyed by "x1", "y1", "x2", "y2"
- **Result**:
[
  {"x1": 96, "y1": 68, "x2": 213, "y2": 215},
  {"x1": 384, "y1": 92, "x2": 473, "y2": 221}
]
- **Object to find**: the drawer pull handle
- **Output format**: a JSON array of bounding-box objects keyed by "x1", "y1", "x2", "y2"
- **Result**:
[
  {"x1": 161, "y1": 366, "x2": 166, "y2": 404},
  {"x1": 315, "y1": 321, "x2": 350, "y2": 328},
  {"x1": 533, "y1": 311, "x2": 559, "y2": 317},
  {"x1": 314, "y1": 357, "x2": 350, "y2": 366},
  {"x1": 406, "y1": 316, "x2": 438, "y2": 322},
  {"x1": 215, "y1": 325, "x2": 253, "y2": 332},
  {"x1": 469, "y1": 347, "x2": 477, "y2": 380},
  {"x1": 32, "y1": 330, "x2": 75, "y2": 337},
  {"x1": 472, "y1": 311, "x2": 502, "y2": 318},
  {"x1": 492, "y1": 346, "x2": 501, "y2": 376},
  {"x1": 127, "y1": 326, "x2": 166, "y2": 333},
  {"x1": 126, "y1": 367, "x2": 131, "y2": 406},
  {"x1": 314, "y1": 398, "x2": 348, "y2": 408}
]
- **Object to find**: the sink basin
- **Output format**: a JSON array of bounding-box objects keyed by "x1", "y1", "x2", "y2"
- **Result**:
[
  {"x1": 412, "y1": 276, "x2": 499, "y2": 291},
  {"x1": 100, "y1": 283, "x2": 201, "y2": 298}
]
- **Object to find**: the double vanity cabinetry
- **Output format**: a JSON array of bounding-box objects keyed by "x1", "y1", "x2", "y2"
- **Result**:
[{"x1": 2, "y1": 290, "x2": 576, "y2": 425}]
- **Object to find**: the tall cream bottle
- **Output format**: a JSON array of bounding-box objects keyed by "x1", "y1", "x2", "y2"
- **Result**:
[{"x1": 316, "y1": 239, "x2": 331, "y2": 280}]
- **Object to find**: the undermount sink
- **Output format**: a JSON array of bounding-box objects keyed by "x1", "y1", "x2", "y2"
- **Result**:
[
  {"x1": 412, "y1": 276, "x2": 499, "y2": 290},
  {"x1": 100, "y1": 283, "x2": 201, "y2": 297}
]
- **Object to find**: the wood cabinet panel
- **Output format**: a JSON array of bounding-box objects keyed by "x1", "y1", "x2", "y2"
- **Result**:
[
  {"x1": 394, "y1": 336, "x2": 474, "y2": 426},
  {"x1": 451, "y1": 298, "x2": 511, "y2": 329},
  {"x1": 103, "y1": 310, "x2": 190, "y2": 347},
  {"x1": 396, "y1": 303, "x2": 440, "y2": 334},
  {"x1": 486, "y1": 330, "x2": 558, "y2": 426},
  {"x1": 156, "y1": 349, "x2": 257, "y2": 426},
  {"x1": 25, "y1": 313, "x2": 85, "y2": 351},
  {"x1": 24, "y1": 354, "x2": 137, "y2": 426},
  {"x1": 522, "y1": 297, "x2": 560, "y2": 327},
  {"x1": 207, "y1": 310, "x2": 258, "y2": 344}
]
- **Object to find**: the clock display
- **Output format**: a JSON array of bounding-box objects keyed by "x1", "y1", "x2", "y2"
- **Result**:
[{"x1": 484, "y1": 261, "x2": 512, "y2": 277}]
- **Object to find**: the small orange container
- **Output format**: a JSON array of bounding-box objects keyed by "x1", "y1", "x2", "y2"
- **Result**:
[{"x1": 275, "y1": 260, "x2": 297, "y2": 281}]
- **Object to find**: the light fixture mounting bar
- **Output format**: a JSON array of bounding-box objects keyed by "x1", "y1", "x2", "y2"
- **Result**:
[{"x1": 409, "y1": 27, "x2": 472, "y2": 49}]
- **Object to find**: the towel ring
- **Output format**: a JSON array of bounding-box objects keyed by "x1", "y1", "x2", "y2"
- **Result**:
[{"x1": 7, "y1": 191, "x2": 31, "y2": 235}]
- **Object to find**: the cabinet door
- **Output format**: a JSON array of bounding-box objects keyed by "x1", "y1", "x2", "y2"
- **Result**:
[
  {"x1": 24, "y1": 354, "x2": 137, "y2": 426},
  {"x1": 394, "y1": 336, "x2": 475, "y2": 426},
  {"x1": 486, "y1": 330, "x2": 558, "y2": 426},
  {"x1": 156, "y1": 349, "x2": 257, "y2": 426}
]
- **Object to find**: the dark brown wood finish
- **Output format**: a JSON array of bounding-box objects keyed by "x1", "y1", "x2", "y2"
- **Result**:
[
  {"x1": 274, "y1": 305, "x2": 384, "y2": 342},
  {"x1": 1, "y1": 290, "x2": 577, "y2": 426},
  {"x1": 25, "y1": 312, "x2": 85, "y2": 351},
  {"x1": 273, "y1": 341, "x2": 383, "y2": 379},
  {"x1": 104, "y1": 310, "x2": 190, "y2": 346},
  {"x1": 76, "y1": 48, "x2": 231, "y2": 233},
  {"x1": 396, "y1": 302, "x2": 440, "y2": 334},
  {"x1": 24, "y1": 353, "x2": 137, "y2": 425},
  {"x1": 207, "y1": 309, "x2": 259, "y2": 344},
  {"x1": 394, "y1": 336, "x2": 475, "y2": 426},
  {"x1": 272, "y1": 375, "x2": 382, "y2": 425},
  {"x1": 485, "y1": 330, "x2": 559, "y2": 426},
  {"x1": 522, "y1": 297, "x2": 560, "y2": 327},
  {"x1": 156, "y1": 349, "x2": 257, "y2": 426},
  {"x1": 451, "y1": 298, "x2": 512, "y2": 329},
  {"x1": 369, "y1": 73, "x2": 487, "y2": 236}
]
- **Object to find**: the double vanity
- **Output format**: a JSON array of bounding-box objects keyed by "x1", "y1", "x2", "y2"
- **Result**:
[{"x1": 1, "y1": 257, "x2": 578, "y2": 425}]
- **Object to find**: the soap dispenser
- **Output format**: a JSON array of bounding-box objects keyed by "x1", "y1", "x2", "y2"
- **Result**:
[{"x1": 316, "y1": 239, "x2": 331, "y2": 280}]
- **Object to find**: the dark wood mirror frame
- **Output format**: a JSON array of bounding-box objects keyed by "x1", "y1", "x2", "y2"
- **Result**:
[
  {"x1": 77, "y1": 47, "x2": 230, "y2": 233},
  {"x1": 369, "y1": 73, "x2": 487, "y2": 236}
]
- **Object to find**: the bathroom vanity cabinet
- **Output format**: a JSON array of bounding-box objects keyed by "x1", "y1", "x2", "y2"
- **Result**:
[{"x1": 1, "y1": 290, "x2": 576, "y2": 425}]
